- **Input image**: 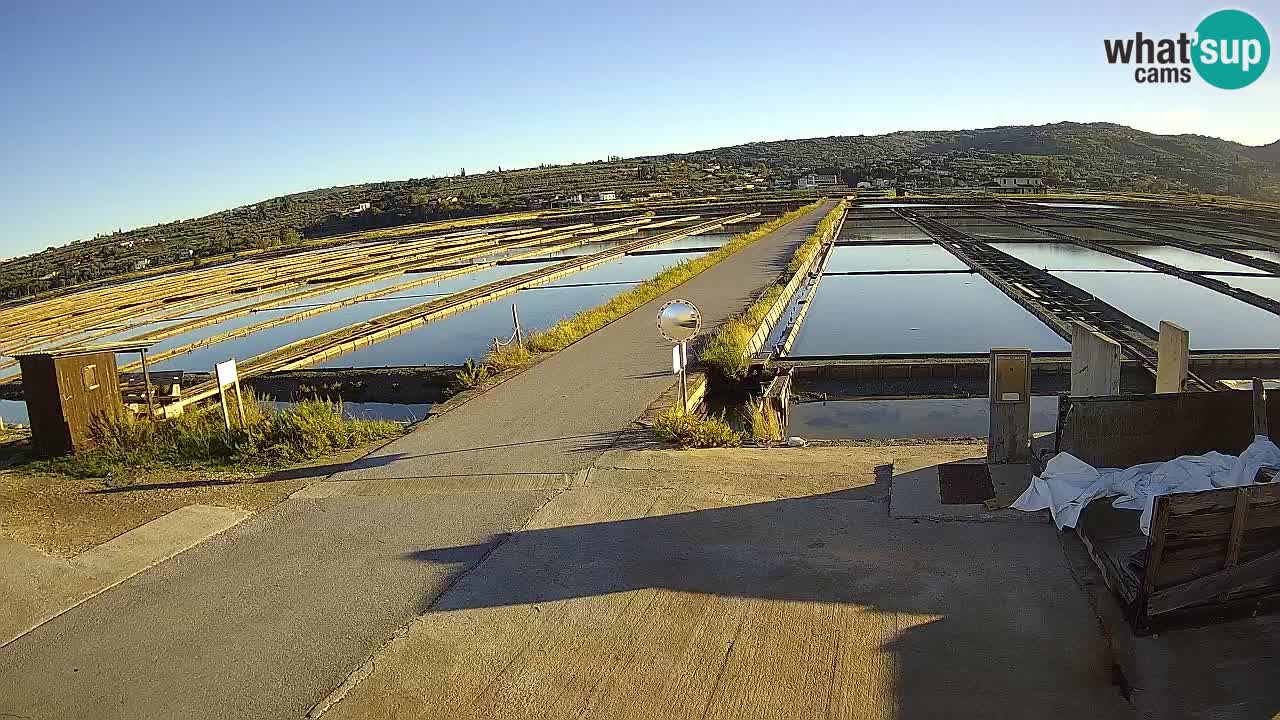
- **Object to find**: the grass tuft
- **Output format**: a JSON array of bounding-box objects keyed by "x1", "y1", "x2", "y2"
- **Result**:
[
  {"x1": 747, "y1": 400, "x2": 782, "y2": 444},
  {"x1": 29, "y1": 396, "x2": 402, "y2": 479},
  {"x1": 453, "y1": 358, "x2": 492, "y2": 390},
  {"x1": 652, "y1": 407, "x2": 742, "y2": 448}
]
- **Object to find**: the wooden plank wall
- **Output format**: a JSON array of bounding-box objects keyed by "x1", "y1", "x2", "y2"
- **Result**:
[{"x1": 1057, "y1": 391, "x2": 1263, "y2": 467}]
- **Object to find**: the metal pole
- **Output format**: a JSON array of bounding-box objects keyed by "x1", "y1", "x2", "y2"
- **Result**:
[
  {"x1": 679, "y1": 341, "x2": 688, "y2": 411},
  {"x1": 138, "y1": 349, "x2": 157, "y2": 418}
]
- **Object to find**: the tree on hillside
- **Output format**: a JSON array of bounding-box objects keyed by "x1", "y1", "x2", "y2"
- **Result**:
[{"x1": 278, "y1": 227, "x2": 301, "y2": 246}]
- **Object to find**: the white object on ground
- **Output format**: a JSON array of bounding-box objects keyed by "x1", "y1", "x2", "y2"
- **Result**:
[
  {"x1": 1012, "y1": 436, "x2": 1280, "y2": 535},
  {"x1": 786, "y1": 436, "x2": 807, "y2": 448}
]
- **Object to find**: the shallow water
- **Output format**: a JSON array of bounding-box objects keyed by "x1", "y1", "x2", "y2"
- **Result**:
[
  {"x1": 824, "y1": 244, "x2": 966, "y2": 273},
  {"x1": 1112, "y1": 245, "x2": 1266, "y2": 274},
  {"x1": 0, "y1": 398, "x2": 28, "y2": 425},
  {"x1": 987, "y1": 243, "x2": 1149, "y2": 271},
  {"x1": 1237, "y1": 248, "x2": 1280, "y2": 265},
  {"x1": 787, "y1": 395, "x2": 1059, "y2": 440},
  {"x1": 1202, "y1": 274, "x2": 1280, "y2": 304},
  {"x1": 317, "y1": 250, "x2": 710, "y2": 367},
  {"x1": 1052, "y1": 271, "x2": 1280, "y2": 350},
  {"x1": 790, "y1": 273, "x2": 1069, "y2": 355}
]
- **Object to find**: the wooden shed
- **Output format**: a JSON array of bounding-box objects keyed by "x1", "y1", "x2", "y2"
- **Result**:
[{"x1": 13, "y1": 343, "x2": 155, "y2": 455}]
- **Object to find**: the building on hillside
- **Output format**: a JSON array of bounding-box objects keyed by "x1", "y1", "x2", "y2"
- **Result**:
[
  {"x1": 582, "y1": 191, "x2": 618, "y2": 203},
  {"x1": 987, "y1": 177, "x2": 1046, "y2": 194},
  {"x1": 795, "y1": 173, "x2": 842, "y2": 189},
  {"x1": 855, "y1": 181, "x2": 872, "y2": 189}
]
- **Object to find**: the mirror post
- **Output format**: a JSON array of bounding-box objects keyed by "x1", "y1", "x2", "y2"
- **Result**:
[{"x1": 679, "y1": 340, "x2": 688, "y2": 411}]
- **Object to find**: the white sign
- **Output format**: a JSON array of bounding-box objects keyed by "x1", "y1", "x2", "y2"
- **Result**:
[
  {"x1": 215, "y1": 359, "x2": 238, "y2": 389},
  {"x1": 672, "y1": 344, "x2": 684, "y2": 374}
]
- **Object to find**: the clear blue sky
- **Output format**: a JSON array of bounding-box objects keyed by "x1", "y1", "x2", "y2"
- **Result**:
[{"x1": 1, "y1": 0, "x2": 1276, "y2": 256}]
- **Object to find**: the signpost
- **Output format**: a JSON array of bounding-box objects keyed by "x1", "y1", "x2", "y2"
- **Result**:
[
  {"x1": 214, "y1": 358, "x2": 246, "y2": 431},
  {"x1": 657, "y1": 299, "x2": 701, "y2": 411}
]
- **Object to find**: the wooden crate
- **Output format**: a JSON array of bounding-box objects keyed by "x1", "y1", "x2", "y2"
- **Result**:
[{"x1": 1079, "y1": 484, "x2": 1280, "y2": 634}]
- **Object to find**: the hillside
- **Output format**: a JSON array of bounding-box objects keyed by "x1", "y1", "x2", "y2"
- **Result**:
[
  {"x1": 3, "y1": 121, "x2": 1278, "y2": 301},
  {"x1": 669, "y1": 122, "x2": 1280, "y2": 199}
]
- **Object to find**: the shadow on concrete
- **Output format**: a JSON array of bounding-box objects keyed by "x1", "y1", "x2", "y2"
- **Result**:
[
  {"x1": 87, "y1": 453, "x2": 413, "y2": 493},
  {"x1": 379, "y1": 431, "x2": 645, "y2": 459},
  {"x1": 625, "y1": 370, "x2": 671, "y2": 380},
  {"x1": 265, "y1": 452, "x2": 410, "y2": 482},
  {"x1": 398, "y1": 473, "x2": 1139, "y2": 718}
]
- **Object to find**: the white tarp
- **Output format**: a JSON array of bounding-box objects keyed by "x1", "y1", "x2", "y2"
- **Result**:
[{"x1": 1012, "y1": 436, "x2": 1280, "y2": 535}]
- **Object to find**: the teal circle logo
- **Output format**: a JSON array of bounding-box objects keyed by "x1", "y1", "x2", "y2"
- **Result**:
[{"x1": 1193, "y1": 9, "x2": 1270, "y2": 89}]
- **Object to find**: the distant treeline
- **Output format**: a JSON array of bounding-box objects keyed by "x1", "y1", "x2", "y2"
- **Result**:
[{"x1": 3, "y1": 121, "x2": 1277, "y2": 302}]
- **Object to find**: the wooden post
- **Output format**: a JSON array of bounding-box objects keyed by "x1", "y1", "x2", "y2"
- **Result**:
[
  {"x1": 1252, "y1": 378, "x2": 1268, "y2": 437},
  {"x1": 1156, "y1": 321, "x2": 1190, "y2": 393},
  {"x1": 138, "y1": 349, "x2": 157, "y2": 418},
  {"x1": 512, "y1": 304, "x2": 523, "y2": 345},
  {"x1": 1070, "y1": 322, "x2": 1121, "y2": 397}
]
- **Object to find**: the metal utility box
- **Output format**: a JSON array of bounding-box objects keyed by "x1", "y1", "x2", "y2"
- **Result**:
[
  {"x1": 988, "y1": 347, "x2": 1032, "y2": 464},
  {"x1": 14, "y1": 343, "x2": 151, "y2": 455}
]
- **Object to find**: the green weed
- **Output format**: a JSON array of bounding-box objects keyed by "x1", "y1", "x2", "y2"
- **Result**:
[
  {"x1": 28, "y1": 396, "x2": 401, "y2": 479},
  {"x1": 653, "y1": 407, "x2": 742, "y2": 448}
]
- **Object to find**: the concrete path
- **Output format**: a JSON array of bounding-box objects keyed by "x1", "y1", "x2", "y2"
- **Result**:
[
  {"x1": 317, "y1": 447, "x2": 1135, "y2": 720},
  {"x1": 0, "y1": 504, "x2": 249, "y2": 646},
  {"x1": 326, "y1": 200, "x2": 835, "y2": 480},
  {"x1": 0, "y1": 202, "x2": 834, "y2": 720}
]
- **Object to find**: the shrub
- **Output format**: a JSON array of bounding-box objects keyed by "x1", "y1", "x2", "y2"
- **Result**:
[
  {"x1": 32, "y1": 396, "x2": 402, "y2": 479},
  {"x1": 453, "y1": 358, "x2": 491, "y2": 389},
  {"x1": 653, "y1": 407, "x2": 742, "y2": 448}
]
